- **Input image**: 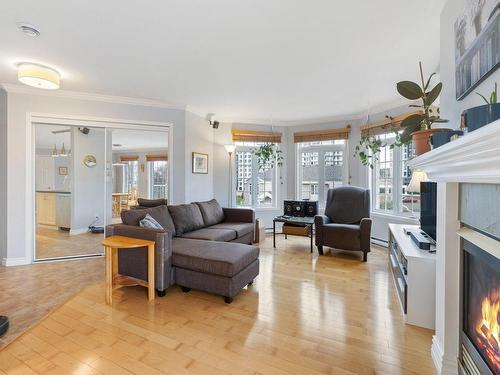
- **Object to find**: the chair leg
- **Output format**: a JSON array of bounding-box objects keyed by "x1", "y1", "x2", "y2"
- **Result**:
[
  {"x1": 363, "y1": 251, "x2": 368, "y2": 262},
  {"x1": 181, "y1": 286, "x2": 191, "y2": 293},
  {"x1": 317, "y1": 245, "x2": 324, "y2": 255},
  {"x1": 247, "y1": 280, "x2": 254, "y2": 287},
  {"x1": 156, "y1": 289, "x2": 166, "y2": 297},
  {"x1": 224, "y1": 296, "x2": 233, "y2": 304}
]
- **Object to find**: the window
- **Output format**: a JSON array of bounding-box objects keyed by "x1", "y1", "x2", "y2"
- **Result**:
[
  {"x1": 149, "y1": 160, "x2": 168, "y2": 199},
  {"x1": 371, "y1": 134, "x2": 420, "y2": 215},
  {"x1": 124, "y1": 160, "x2": 138, "y2": 193},
  {"x1": 297, "y1": 140, "x2": 347, "y2": 206},
  {"x1": 235, "y1": 142, "x2": 277, "y2": 208}
]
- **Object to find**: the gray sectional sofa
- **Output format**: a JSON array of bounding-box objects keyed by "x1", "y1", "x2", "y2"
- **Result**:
[{"x1": 105, "y1": 199, "x2": 259, "y2": 303}]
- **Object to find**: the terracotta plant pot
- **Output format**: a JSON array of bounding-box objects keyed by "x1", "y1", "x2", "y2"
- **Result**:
[{"x1": 412, "y1": 128, "x2": 452, "y2": 156}]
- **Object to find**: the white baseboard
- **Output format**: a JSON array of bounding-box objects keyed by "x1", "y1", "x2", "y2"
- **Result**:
[
  {"x1": 1, "y1": 257, "x2": 31, "y2": 266},
  {"x1": 431, "y1": 335, "x2": 458, "y2": 375}
]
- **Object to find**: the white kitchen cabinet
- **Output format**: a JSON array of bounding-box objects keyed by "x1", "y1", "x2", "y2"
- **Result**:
[
  {"x1": 56, "y1": 193, "x2": 71, "y2": 229},
  {"x1": 36, "y1": 192, "x2": 57, "y2": 226},
  {"x1": 35, "y1": 155, "x2": 55, "y2": 191}
]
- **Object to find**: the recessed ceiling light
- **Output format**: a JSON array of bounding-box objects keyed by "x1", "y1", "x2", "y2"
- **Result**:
[
  {"x1": 18, "y1": 63, "x2": 60, "y2": 90},
  {"x1": 17, "y1": 22, "x2": 40, "y2": 37}
]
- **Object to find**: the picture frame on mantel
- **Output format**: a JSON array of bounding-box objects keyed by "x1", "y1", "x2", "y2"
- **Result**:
[
  {"x1": 454, "y1": 0, "x2": 500, "y2": 100},
  {"x1": 192, "y1": 152, "x2": 208, "y2": 174}
]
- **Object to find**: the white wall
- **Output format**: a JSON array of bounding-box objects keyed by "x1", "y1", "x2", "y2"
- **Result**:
[
  {"x1": 440, "y1": 0, "x2": 500, "y2": 129},
  {"x1": 0, "y1": 89, "x2": 7, "y2": 262},
  {"x1": 71, "y1": 127, "x2": 106, "y2": 231},
  {"x1": 1, "y1": 89, "x2": 184, "y2": 264},
  {"x1": 184, "y1": 111, "x2": 214, "y2": 202}
]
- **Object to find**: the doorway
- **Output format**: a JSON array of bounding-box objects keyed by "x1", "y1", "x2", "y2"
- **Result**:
[{"x1": 33, "y1": 122, "x2": 170, "y2": 261}]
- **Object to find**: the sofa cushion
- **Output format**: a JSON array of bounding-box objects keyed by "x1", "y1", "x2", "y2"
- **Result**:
[
  {"x1": 139, "y1": 214, "x2": 164, "y2": 230},
  {"x1": 180, "y1": 228, "x2": 236, "y2": 242},
  {"x1": 121, "y1": 205, "x2": 176, "y2": 235},
  {"x1": 196, "y1": 199, "x2": 225, "y2": 226},
  {"x1": 207, "y1": 222, "x2": 254, "y2": 238},
  {"x1": 137, "y1": 198, "x2": 168, "y2": 208},
  {"x1": 172, "y1": 238, "x2": 259, "y2": 277},
  {"x1": 168, "y1": 203, "x2": 205, "y2": 235}
]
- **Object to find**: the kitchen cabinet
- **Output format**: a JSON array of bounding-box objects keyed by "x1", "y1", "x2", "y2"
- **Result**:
[
  {"x1": 56, "y1": 193, "x2": 71, "y2": 229},
  {"x1": 36, "y1": 192, "x2": 57, "y2": 226},
  {"x1": 36, "y1": 155, "x2": 55, "y2": 191}
]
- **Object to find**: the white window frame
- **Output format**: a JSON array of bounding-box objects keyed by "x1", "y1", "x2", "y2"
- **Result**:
[
  {"x1": 148, "y1": 160, "x2": 168, "y2": 200},
  {"x1": 295, "y1": 141, "x2": 348, "y2": 208},
  {"x1": 370, "y1": 135, "x2": 418, "y2": 217},
  {"x1": 234, "y1": 144, "x2": 279, "y2": 209}
]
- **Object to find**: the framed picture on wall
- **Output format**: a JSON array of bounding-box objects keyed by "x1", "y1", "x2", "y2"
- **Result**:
[
  {"x1": 192, "y1": 152, "x2": 208, "y2": 174},
  {"x1": 455, "y1": 0, "x2": 500, "y2": 99},
  {"x1": 58, "y1": 166, "x2": 68, "y2": 175}
]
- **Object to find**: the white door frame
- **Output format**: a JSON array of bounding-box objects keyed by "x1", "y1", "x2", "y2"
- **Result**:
[{"x1": 27, "y1": 112, "x2": 173, "y2": 263}]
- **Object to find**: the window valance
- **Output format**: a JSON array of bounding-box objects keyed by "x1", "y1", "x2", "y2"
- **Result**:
[
  {"x1": 293, "y1": 125, "x2": 350, "y2": 143},
  {"x1": 120, "y1": 155, "x2": 139, "y2": 162},
  {"x1": 146, "y1": 154, "x2": 168, "y2": 162},
  {"x1": 360, "y1": 111, "x2": 423, "y2": 136},
  {"x1": 232, "y1": 129, "x2": 282, "y2": 143}
]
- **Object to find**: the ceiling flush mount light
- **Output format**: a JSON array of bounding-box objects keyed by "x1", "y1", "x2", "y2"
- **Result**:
[
  {"x1": 17, "y1": 22, "x2": 40, "y2": 37},
  {"x1": 18, "y1": 63, "x2": 60, "y2": 90}
]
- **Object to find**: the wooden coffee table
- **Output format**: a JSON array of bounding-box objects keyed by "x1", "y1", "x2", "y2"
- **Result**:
[
  {"x1": 273, "y1": 215, "x2": 315, "y2": 253},
  {"x1": 102, "y1": 235, "x2": 155, "y2": 305}
]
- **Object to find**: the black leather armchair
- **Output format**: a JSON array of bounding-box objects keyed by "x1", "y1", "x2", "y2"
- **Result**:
[{"x1": 315, "y1": 186, "x2": 372, "y2": 261}]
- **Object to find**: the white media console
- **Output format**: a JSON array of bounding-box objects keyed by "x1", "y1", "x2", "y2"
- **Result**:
[{"x1": 388, "y1": 223, "x2": 436, "y2": 330}]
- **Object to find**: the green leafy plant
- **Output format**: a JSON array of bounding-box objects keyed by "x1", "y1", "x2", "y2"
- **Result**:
[
  {"x1": 476, "y1": 83, "x2": 498, "y2": 104},
  {"x1": 354, "y1": 135, "x2": 384, "y2": 169},
  {"x1": 252, "y1": 143, "x2": 283, "y2": 171},
  {"x1": 354, "y1": 116, "x2": 399, "y2": 169},
  {"x1": 396, "y1": 62, "x2": 448, "y2": 144}
]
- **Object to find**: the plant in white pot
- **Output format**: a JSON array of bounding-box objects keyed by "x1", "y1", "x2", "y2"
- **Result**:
[{"x1": 396, "y1": 62, "x2": 450, "y2": 155}]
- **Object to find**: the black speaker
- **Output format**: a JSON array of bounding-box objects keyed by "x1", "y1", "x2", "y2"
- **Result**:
[
  {"x1": 304, "y1": 201, "x2": 318, "y2": 217},
  {"x1": 283, "y1": 200, "x2": 305, "y2": 217}
]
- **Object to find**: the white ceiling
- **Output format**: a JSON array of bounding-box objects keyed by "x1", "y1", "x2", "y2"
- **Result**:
[
  {"x1": 35, "y1": 125, "x2": 168, "y2": 150},
  {"x1": 1, "y1": 0, "x2": 446, "y2": 123}
]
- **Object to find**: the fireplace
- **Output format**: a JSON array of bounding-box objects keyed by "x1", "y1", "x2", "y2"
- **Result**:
[{"x1": 461, "y1": 238, "x2": 500, "y2": 375}]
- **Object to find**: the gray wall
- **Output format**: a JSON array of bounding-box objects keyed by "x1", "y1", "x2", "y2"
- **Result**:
[
  {"x1": 440, "y1": 0, "x2": 500, "y2": 128},
  {"x1": 0, "y1": 89, "x2": 7, "y2": 262},
  {"x1": 71, "y1": 127, "x2": 106, "y2": 231},
  {"x1": 184, "y1": 111, "x2": 215, "y2": 202}
]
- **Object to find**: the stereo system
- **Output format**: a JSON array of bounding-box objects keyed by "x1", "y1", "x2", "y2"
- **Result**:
[{"x1": 283, "y1": 200, "x2": 318, "y2": 217}]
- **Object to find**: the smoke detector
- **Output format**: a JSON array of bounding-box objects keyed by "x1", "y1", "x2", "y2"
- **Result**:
[{"x1": 17, "y1": 22, "x2": 40, "y2": 37}]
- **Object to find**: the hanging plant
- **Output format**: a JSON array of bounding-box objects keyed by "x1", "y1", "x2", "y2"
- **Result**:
[
  {"x1": 252, "y1": 143, "x2": 283, "y2": 171},
  {"x1": 353, "y1": 116, "x2": 399, "y2": 169}
]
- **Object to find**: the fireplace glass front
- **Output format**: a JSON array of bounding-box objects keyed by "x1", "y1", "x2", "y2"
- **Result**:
[{"x1": 462, "y1": 239, "x2": 500, "y2": 375}]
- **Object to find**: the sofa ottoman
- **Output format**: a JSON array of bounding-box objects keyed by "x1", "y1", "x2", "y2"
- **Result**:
[{"x1": 172, "y1": 238, "x2": 259, "y2": 303}]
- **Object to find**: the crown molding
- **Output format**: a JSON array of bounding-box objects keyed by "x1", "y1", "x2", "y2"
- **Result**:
[{"x1": 0, "y1": 83, "x2": 186, "y2": 111}]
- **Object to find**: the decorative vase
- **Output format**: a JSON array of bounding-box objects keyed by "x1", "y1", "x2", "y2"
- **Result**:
[
  {"x1": 412, "y1": 128, "x2": 452, "y2": 156},
  {"x1": 463, "y1": 103, "x2": 500, "y2": 132}
]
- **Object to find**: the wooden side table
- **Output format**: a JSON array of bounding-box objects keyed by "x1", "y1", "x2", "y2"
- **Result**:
[{"x1": 102, "y1": 235, "x2": 155, "y2": 305}]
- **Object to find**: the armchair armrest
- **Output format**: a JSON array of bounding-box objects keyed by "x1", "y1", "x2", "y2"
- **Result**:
[
  {"x1": 359, "y1": 218, "x2": 372, "y2": 253},
  {"x1": 223, "y1": 207, "x2": 255, "y2": 223},
  {"x1": 106, "y1": 224, "x2": 173, "y2": 291},
  {"x1": 314, "y1": 215, "x2": 330, "y2": 247}
]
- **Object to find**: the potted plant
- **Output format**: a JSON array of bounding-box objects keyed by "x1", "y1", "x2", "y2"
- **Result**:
[
  {"x1": 396, "y1": 62, "x2": 450, "y2": 155},
  {"x1": 252, "y1": 143, "x2": 283, "y2": 170},
  {"x1": 462, "y1": 83, "x2": 500, "y2": 132}
]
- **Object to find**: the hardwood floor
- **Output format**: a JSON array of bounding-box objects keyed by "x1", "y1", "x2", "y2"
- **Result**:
[
  {"x1": 0, "y1": 235, "x2": 436, "y2": 374},
  {"x1": 36, "y1": 227, "x2": 104, "y2": 259}
]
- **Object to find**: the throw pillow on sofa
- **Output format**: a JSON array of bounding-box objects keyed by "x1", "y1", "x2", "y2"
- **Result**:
[
  {"x1": 139, "y1": 214, "x2": 164, "y2": 229},
  {"x1": 168, "y1": 203, "x2": 205, "y2": 235},
  {"x1": 121, "y1": 205, "x2": 176, "y2": 235},
  {"x1": 196, "y1": 199, "x2": 224, "y2": 226}
]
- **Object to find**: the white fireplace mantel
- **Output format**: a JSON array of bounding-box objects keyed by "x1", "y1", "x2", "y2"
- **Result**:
[
  {"x1": 407, "y1": 120, "x2": 500, "y2": 375},
  {"x1": 408, "y1": 119, "x2": 500, "y2": 183}
]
